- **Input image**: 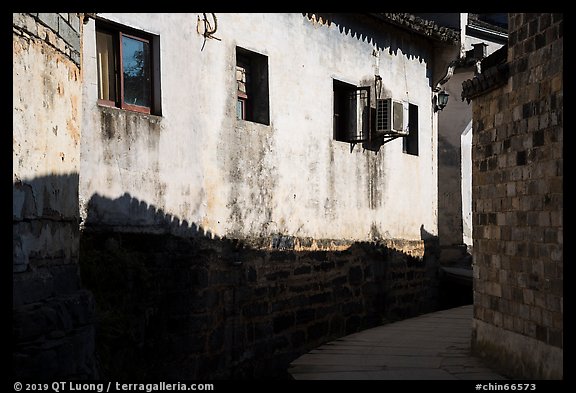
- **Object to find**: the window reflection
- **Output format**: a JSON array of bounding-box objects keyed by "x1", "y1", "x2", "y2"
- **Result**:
[{"x1": 122, "y1": 35, "x2": 151, "y2": 107}]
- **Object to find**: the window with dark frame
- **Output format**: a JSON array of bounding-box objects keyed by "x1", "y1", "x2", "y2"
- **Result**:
[
  {"x1": 235, "y1": 47, "x2": 269, "y2": 125},
  {"x1": 403, "y1": 103, "x2": 419, "y2": 156},
  {"x1": 96, "y1": 22, "x2": 161, "y2": 115},
  {"x1": 333, "y1": 79, "x2": 370, "y2": 143}
]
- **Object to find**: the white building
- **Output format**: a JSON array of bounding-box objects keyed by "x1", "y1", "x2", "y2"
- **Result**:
[
  {"x1": 415, "y1": 13, "x2": 507, "y2": 263},
  {"x1": 80, "y1": 13, "x2": 458, "y2": 251},
  {"x1": 14, "y1": 12, "x2": 465, "y2": 379}
]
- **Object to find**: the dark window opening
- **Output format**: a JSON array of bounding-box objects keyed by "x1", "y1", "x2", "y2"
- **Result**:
[
  {"x1": 403, "y1": 103, "x2": 419, "y2": 156},
  {"x1": 236, "y1": 47, "x2": 269, "y2": 125},
  {"x1": 333, "y1": 79, "x2": 370, "y2": 143},
  {"x1": 96, "y1": 22, "x2": 161, "y2": 115}
]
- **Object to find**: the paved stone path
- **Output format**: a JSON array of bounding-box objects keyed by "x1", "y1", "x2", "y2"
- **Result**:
[{"x1": 289, "y1": 305, "x2": 507, "y2": 380}]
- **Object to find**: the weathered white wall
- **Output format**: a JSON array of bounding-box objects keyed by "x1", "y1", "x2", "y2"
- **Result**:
[
  {"x1": 13, "y1": 13, "x2": 97, "y2": 379},
  {"x1": 437, "y1": 69, "x2": 472, "y2": 249},
  {"x1": 13, "y1": 13, "x2": 82, "y2": 274},
  {"x1": 81, "y1": 13, "x2": 438, "y2": 245},
  {"x1": 464, "y1": 34, "x2": 504, "y2": 56},
  {"x1": 436, "y1": 18, "x2": 504, "y2": 252},
  {"x1": 461, "y1": 121, "x2": 473, "y2": 247}
]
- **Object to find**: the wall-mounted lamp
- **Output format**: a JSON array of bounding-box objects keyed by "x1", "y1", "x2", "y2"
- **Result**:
[{"x1": 434, "y1": 89, "x2": 449, "y2": 112}]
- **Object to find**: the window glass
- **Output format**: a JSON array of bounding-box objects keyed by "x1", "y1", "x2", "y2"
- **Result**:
[
  {"x1": 96, "y1": 30, "x2": 116, "y2": 101},
  {"x1": 237, "y1": 99, "x2": 245, "y2": 120},
  {"x1": 122, "y1": 35, "x2": 151, "y2": 107}
]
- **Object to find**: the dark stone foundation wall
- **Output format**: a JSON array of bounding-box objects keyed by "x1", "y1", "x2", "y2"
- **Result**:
[{"x1": 80, "y1": 230, "x2": 439, "y2": 379}]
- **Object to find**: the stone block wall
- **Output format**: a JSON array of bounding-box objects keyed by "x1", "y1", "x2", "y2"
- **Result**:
[
  {"x1": 13, "y1": 13, "x2": 97, "y2": 379},
  {"x1": 467, "y1": 13, "x2": 562, "y2": 379},
  {"x1": 79, "y1": 194, "x2": 440, "y2": 379},
  {"x1": 13, "y1": 13, "x2": 82, "y2": 66}
]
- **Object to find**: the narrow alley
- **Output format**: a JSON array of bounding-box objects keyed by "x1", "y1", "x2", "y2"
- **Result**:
[{"x1": 289, "y1": 305, "x2": 506, "y2": 380}]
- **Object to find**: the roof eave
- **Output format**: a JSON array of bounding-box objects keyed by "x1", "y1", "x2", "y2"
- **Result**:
[{"x1": 369, "y1": 13, "x2": 460, "y2": 44}]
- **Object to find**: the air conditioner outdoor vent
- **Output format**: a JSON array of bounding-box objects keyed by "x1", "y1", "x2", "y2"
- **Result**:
[{"x1": 375, "y1": 98, "x2": 408, "y2": 135}]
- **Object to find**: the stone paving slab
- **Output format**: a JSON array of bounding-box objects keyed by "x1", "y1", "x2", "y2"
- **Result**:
[
  {"x1": 289, "y1": 368, "x2": 458, "y2": 380},
  {"x1": 289, "y1": 305, "x2": 507, "y2": 380}
]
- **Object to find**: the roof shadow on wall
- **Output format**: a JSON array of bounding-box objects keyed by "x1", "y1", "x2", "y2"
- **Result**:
[
  {"x1": 13, "y1": 173, "x2": 81, "y2": 276},
  {"x1": 81, "y1": 191, "x2": 440, "y2": 379},
  {"x1": 83, "y1": 192, "x2": 439, "y2": 259},
  {"x1": 84, "y1": 192, "x2": 221, "y2": 241},
  {"x1": 13, "y1": 173, "x2": 80, "y2": 222},
  {"x1": 302, "y1": 13, "x2": 447, "y2": 63},
  {"x1": 14, "y1": 174, "x2": 440, "y2": 379}
]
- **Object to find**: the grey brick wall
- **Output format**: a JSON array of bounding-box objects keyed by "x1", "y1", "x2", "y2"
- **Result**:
[
  {"x1": 80, "y1": 229, "x2": 440, "y2": 379},
  {"x1": 13, "y1": 13, "x2": 82, "y2": 66},
  {"x1": 469, "y1": 13, "x2": 563, "y2": 379}
]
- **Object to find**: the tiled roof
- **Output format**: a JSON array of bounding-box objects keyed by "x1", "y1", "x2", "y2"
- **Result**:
[
  {"x1": 468, "y1": 13, "x2": 508, "y2": 34},
  {"x1": 461, "y1": 45, "x2": 509, "y2": 101},
  {"x1": 371, "y1": 13, "x2": 460, "y2": 44}
]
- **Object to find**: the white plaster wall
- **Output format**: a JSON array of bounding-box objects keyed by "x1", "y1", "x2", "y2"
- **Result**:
[
  {"x1": 436, "y1": 21, "x2": 505, "y2": 249},
  {"x1": 13, "y1": 33, "x2": 81, "y2": 199},
  {"x1": 81, "y1": 13, "x2": 438, "y2": 243},
  {"x1": 464, "y1": 35, "x2": 504, "y2": 56},
  {"x1": 13, "y1": 27, "x2": 82, "y2": 271},
  {"x1": 434, "y1": 52, "x2": 471, "y2": 248},
  {"x1": 461, "y1": 121, "x2": 473, "y2": 247}
]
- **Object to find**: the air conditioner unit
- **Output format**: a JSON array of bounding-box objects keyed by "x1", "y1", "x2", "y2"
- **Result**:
[{"x1": 375, "y1": 98, "x2": 409, "y2": 135}]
